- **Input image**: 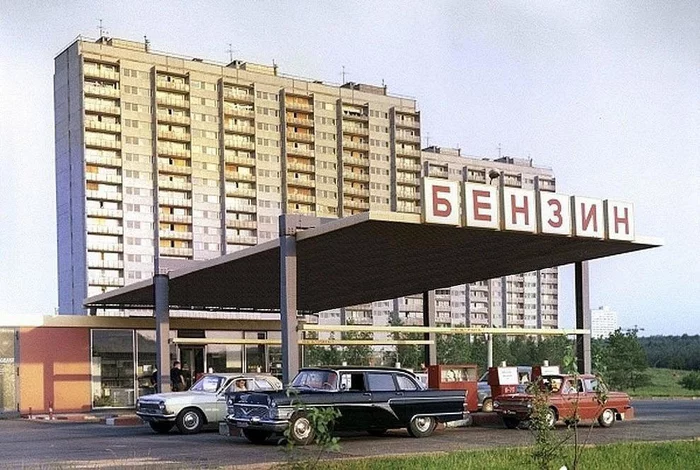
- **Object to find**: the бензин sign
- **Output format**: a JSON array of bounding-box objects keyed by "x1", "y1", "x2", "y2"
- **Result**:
[{"x1": 420, "y1": 177, "x2": 635, "y2": 241}]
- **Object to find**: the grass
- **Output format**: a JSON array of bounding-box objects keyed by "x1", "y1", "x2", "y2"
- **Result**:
[
  {"x1": 627, "y1": 368, "x2": 699, "y2": 397},
  {"x1": 322, "y1": 440, "x2": 700, "y2": 470}
]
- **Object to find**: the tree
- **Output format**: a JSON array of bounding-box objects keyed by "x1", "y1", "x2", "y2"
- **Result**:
[
  {"x1": 382, "y1": 316, "x2": 424, "y2": 370},
  {"x1": 305, "y1": 332, "x2": 342, "y2": 366},
  {"x1": 436, "y1": 332, "x2": 472, "y2": 365},
  {"x1": 602, "y1": 328, "x2": 650, "y2": 390},
  {"x1": 341, "y1": 321, "x2": 373, "y2": 366}
]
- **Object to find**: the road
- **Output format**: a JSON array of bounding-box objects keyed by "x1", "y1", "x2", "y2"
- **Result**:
[{"x1": 1, "y1": 400, "x2": 698, "y2": 469}]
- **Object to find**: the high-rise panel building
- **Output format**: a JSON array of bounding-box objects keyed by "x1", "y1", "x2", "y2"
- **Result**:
[{"x1": 54, "y1": 36, "x2": 557, "y2": 330}]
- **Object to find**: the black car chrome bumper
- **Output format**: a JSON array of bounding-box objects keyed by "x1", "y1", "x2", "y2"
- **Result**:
[{"x1": 226, "y1": 415, "x2": 288, "y2": 433}]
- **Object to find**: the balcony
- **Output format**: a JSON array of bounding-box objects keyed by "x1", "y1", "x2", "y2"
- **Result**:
[
  {"x1": 83, "y1": 67, "x2": 119, "y2": 81},
  {"x1": 396, "y1": 147, "x2": 421, "y2": 158},
  {"x1": 85, "y1": 137, "x2": 121, "y2": 150},
  {"x1": 158, "y1": 130, "x2": 191, "y2": 142},
  {"x1": 156, "y1": 79, "x2": 190, "y2": 93},
  {"x1": 157, "y1": 113, "x2": 191, "y2": 126},
  {"x1": 397, "y1": 190, "x2": 420, "y2": 201},
  {"x1": 341, "y1": 111, "x2": 368, "y2": 121},
  {"x1": 86, "y1": 224, "x2": 123, "y2": 236},
  {"x1": 87, "y1": 259, "x2": 124, "y2": 269},
  {"x1": 84, "y1": 154, "x2": 122, "y2": 167},
  {"x1": 84, "y1": 85, "x2": 120, "y2": 98},
  {"x1": 86, "y1": 208, "x2": 123, "y2": 219},
  {"x1": 342, "y1": 170, "x2": 370, "y2": 182},
  {"x1": 396, "y1": 133, "x2": 421, "y2": 144},
  {"x1": 156, "y1": 95, "x2": 190, "y2": 109},
  {"x1": 223, "y1": 89, "x2": 254, "y2": 103},
  {"x1": 226, "y1": 204, "x2": 257, "y2": 214},
  {"x1": 157, "y1": 144, "x2": 191, "y2": 159},
  {"x1": 84, "y1": 102, "x2": 120, "y2": 115},
  {"x1": 159, "y1": 246, "x2": 193, "y2": 257},
  {"x1": 88, "y1": 276, "x2": 125, "y2": 287},
  {"x1": 225, "y1": 125, "x2": 255, "y2": 135},
  {"x1": 225, "y1": 171, "x2": 256, "y2": 183},
  {"x1": 285, "y1": 101, "x2": 313, "y2": 112},
  {"x1": 157, "y1": 163, "x2": 192, "y2": 175},
  {"x1": 286, "y1": 131, "x2": 314, "y2": 143},
  {"x1": 342, "y1": 123, "x2": 369, "y2": 136},
  {"x1": 224, "y1": 154, "x2": 256, "y2": 167},
  {"x1": 286, "y1": 116, "x2": 314, "y2": 127},
  {"x1": 158, "y1": 196, "x2": 191, "y2": 208},
  {"x1": 342, "y1": 140, "x2": 369, "y2": 151},
  {"x1": 396, "y1": 118, "x2": 420, "y2": 129},
  {"x1": 342, "y1": 155, "x2": 370, "y2": 167},
  {"x1": 226, "y1": 234, "x2": 258, "y2": 245},
  {"x1": 343, "y1": 199, "x2": 370, "y2": 210},
  {"x1": 343, "y1": 186, "x2": 369, "y2": 197},
  {"x1": 86, "y1": 242, "x2": 123, "y2": 252},
  {"x1": 223, "y1": 106, "x2": 255, "y2": 118},
  {"x1": 225, "y1": 186, "x2": 256, "y2": 198},
  {"x1": 396, "y1": 173, "x2": 420, "y2": 186},
  {"x1": 85, "y1": 172, "x2": 122, "y2": 184},
  {"x1": 158, "y1": 179, "x2": 192, "y2": 191},
  {"x1": 286, "y1": 203, "x2": 315, "y2": 215},
  {"x1": 85, "y1": 189, "x2": 122, "y2": 202},
  {"x1": 159, "y1": 229, "x2": 194, "y2": 241},
  {"x1": 287, "y1": 161, "x2": 315, "y2": 173},
  {"x1": 288, "y1": 192, "x2": 316, "y2": 204},
  {"x1": 286, "y1": 146, "x2": 314, "y2": 158},
  {"x1": 396, "y1": 160, "x2": 422, "y2": 172},
  {"x1": 428, "y1": 167, "x2": 449, "y2": 178},
  {"x1": 287, "y1": 177, "x2": 315, "y2": 188},
  {"x1": 224, "y1": 138, "x2": 255, "y2": 151},
  {"x1": 84, "y1": 120, "x2": 121, "y2": 134},
  {"x1": 159, "y1": 213, "x2": 192, "y2": 224},
  {"x1": 226, "y1": 218, "x2": 257, "y2": 229}
]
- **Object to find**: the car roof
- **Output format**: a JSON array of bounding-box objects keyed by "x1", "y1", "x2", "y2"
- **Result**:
[
  {"x1": 300, "y1": 366, "x2": 417, "y2": 374},
  {"x1": 203, "y1": 373, "x2": 278, "y2": 379}
]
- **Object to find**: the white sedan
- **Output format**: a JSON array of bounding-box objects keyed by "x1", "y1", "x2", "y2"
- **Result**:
[{"x1": 136, "y1": 373, "x2": 282, "y2": 434}]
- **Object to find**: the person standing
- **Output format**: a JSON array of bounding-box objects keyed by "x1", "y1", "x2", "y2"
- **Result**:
[{"x1": 170, "y1": 361, "x2": 186, "y2": 391}]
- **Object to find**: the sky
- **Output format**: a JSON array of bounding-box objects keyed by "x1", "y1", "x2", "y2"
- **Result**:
[{"x1": 0, "y1": 1, "x2": 698, "y2": 335}]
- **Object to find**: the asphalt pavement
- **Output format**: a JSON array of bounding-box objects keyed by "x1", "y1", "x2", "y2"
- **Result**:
[{"x1": 0, "y1": 399, "x2": 698, "y2": 469}]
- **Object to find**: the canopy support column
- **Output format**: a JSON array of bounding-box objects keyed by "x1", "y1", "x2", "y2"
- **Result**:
[
  {"x1": 154, "y1": 273, "x2": 171, "y2": 392},
  {"x1": 575, "y1": 261, "x2": 592, "y2": 374},
  {"x1": 423, "y1": 290, "x2": 437, "y2": 367}
]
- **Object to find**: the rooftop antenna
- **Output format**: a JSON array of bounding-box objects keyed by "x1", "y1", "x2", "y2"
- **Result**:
[
  {"x1": 98, "y1": 19, "x2": 108, "y2": 38},
  {"x1": 426, "y1": 131, "x2": 431, "y2": 147},
  {"x1": 341, "y1": 65, "x2": 349, "y2": 84},
  {"x1": 227, "y1": 43, "x2": 235, "y2": 62},
  {"x1": 497, "y1": 143, "x2": 502, "y2": 158},
  {"x1": 144, "y1": 35, "x2": 150, "y2": 53}
]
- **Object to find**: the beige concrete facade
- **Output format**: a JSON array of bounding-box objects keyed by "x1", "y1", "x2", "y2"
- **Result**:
[{"x1": 55, "y1": 36, "x2": 557, "y2": 331}]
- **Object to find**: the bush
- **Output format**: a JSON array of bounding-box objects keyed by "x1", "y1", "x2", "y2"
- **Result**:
[{"x1": 679, "y1": 371, "x2": 700, "y2": 391}]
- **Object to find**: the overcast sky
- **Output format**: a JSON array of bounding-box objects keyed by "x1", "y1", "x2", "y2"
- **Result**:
[{"x1": 0, "y1": 1, "x2": 698, "y2": 335}]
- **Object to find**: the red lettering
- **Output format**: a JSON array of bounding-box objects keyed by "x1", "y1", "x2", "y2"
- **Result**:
[
  {"x1": 510, "y1": 194, "x2": 530, "y2": 225},
  {"x1": 614, "y1": 206, "x2": 630, "y2": 235},
  {"x1": 547, "y1": 198, "x2": 563, "y2": 228},
  {"x1": 472, "y1": 190, "x2": 492, "y2": 221},
  {"x1": 581, "y1": 203, "x2": 598, "y2": 232},
  {"x1": 432, "y1": 185, "x2": 452, "y2": 217}
]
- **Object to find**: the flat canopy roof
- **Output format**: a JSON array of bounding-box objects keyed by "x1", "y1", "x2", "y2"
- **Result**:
[{"x1": 85, "y1": 211, "x2": 661, "y2": 312}]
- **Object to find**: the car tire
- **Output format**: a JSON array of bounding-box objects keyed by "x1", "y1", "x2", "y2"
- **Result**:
[
  {"x1": 288, "y1": 413, "x2": 315, "y2": 446},
  {"x1": 149, "y1": 422, "x2": 174, "y2": 434},
  {"x1": 243, "y1": 429, "x2": 272, "y2": 444},
  {"x1": 482, "y1": 398, "x2": 494, "y2": 412},
  {"x1": 545, "y1": 407, "x2": 557, "y2": 429},
  {"x1": 367, "y1": 428, "x2": 388, "y2": 436},
  {"x1": 407, "y1": 416, "x2": 437, "y2": 438},
  {"x1": 503, "y1": 417, "x2": 520, "y2": 429},
  {"x1": 176, "y1": 408, "x2": 205, "y2": 434},
  {"x1": 598, "y1": 408, "x2": 616, "y2": 428}
]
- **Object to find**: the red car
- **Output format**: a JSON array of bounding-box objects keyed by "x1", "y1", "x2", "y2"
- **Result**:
[{"x1": 493, "y1": 374, "x2": 633, "y2": 429}]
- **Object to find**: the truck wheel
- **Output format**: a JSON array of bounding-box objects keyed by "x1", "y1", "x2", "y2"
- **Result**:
[
  {"x1": 407, "y1": 416, "x2": 436, "y2": 438},
  {"x1": 176, "y1": 408, "x2": 205, "y2": 434},
  {"x1": 545, "y1": 408, "x2": 557, "y2": 428},
  {"x1": 598, "y1": 408, "x2": 616, "y2": 428},
  {"x1": 149, "y1": 422, "x2": 173, "y2": 434},
  {"x1": 503, "y1": 417, "x2": 520, "y2": 429},
  {"x1": 288, "y1": 413, "x2": 315, "y2": 445},
  {"x1": 482, "y1": 398, "x2": 494, "y2": 412},
  {"x1": 243, "y1": 429, "x2": 272, "y2": 444}
]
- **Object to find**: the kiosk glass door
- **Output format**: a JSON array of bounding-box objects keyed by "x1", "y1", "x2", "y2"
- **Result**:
[{"x1": 179, "y1": 346, "x2": 204, "y2": 389}]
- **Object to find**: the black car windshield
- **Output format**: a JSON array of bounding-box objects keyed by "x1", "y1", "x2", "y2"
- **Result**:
[
  {"x1": 291, "y1": 370, "x2": 339, "y2": 390},
  {"x1": 190, "y1": 375, "x2": 226, "y2": 393}
]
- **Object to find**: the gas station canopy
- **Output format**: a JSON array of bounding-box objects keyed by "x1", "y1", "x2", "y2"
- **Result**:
[{"x1": 84, "y1": 211, "x2": 661, "y2": 313}]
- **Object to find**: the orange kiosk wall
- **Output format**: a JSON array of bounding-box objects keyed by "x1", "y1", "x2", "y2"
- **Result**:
[
  {"x1": 427, "y1": 364, "x2": 479, "y2": 412},
  {"x1": 487, "y1": 366, "x2": 520, "y2": 400}
]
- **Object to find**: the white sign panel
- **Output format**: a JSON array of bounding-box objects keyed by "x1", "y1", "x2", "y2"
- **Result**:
[
  {"x1": 497, "y1": 366, "x2": 519, "y2": 385},
  {"x1": 463, "y1": 183, "x2": 500, "y2": 229},
  {"x1": 572, "y1": 196, "x2": 605, "y2": 238},
  {"x1": 605, "y1": 200, "x2": 635, "y2": 241},
  {"x1": 421, "y1": 178, "x2": 461, "y2": 226},
  {"x1": 540, "y1": 365, "x2": 560, "y2": 375},
  {"x1": 539, "y1": 192, "x2": 572, "y2": 236},
  {"x1": 503, "y1": 187, "x2": 536, "y2": 232}
]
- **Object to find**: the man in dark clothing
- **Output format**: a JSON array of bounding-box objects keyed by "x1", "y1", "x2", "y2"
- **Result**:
[{"x1": 170, "y1": 361, "x2": 186, "y2": 391}]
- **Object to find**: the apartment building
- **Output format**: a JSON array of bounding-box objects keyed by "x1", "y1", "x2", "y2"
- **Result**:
[{"x1": 55, "y1": 36, "x2": 557, "y2": 331}]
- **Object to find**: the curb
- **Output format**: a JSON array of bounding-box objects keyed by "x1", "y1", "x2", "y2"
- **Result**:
[{"x1": 104, "y1": 416, "x2": 144, "y2": 426}]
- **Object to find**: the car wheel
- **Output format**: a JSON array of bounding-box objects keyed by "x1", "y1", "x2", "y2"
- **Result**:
[
  {"x1": 176, "y1": 408, "x2": 205, "y2": 434},
  {"x1": 288, "y1": 413, "x2": 315, "y2": 445},
  {"x1": 149, "y1": 422, "x2": 173, "y2": 434},
  {"x1": 503, "y1": 417, "x2": 520, "y2": 429},
  {"x1": 482, "y1": 398, "x2": 494, "y2": 412},
  {"x1": 368, "y1": 428, "x2": 388, "y2": 436},
  {"x1": 243, "y1": 429, "x2": 272, "y2": 444},
  {"x1": 598, "y1": 408, "x2": 616, "y2": 428},
  {"x1": 545, "y1": 407, "x2": 557, "y2": 428},
  {"x1": 407, "y1": 416, "x2": 437, "y2": 438}
]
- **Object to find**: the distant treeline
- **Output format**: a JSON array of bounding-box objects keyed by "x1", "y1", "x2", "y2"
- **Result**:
[{"x1": 640, "y1": 335, "x2": 700, "y2": 371}]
